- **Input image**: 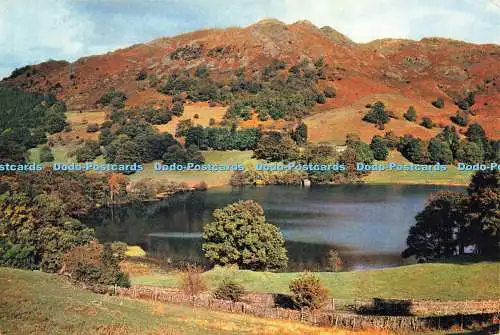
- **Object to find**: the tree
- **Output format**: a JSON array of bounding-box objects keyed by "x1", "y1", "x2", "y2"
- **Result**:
[
  {"x1": 44, "y1": 108, "x2": 67, "y2": 134},
  {"x1": 254, "y1": 132, "x2": 298, "y2": 162},
  {"x1": 466, "y1": 171, "x2": 499, "y2": 256},
  {"x1": 465, "y1": 123, "x2": 486, "y2": 143},
  {"x1": 403, "y1": 106, "x2": 417, "y2": 121},
  {"x1": 327, "y1": 249, "x2": 343, "y2": 272},
  {"x1": 455, "y1": 141, "x2": 484, "y2": 164},
  {"x1": 202, "y1": 200, "x2": 288, "y2": 270},
  {"x1": 175, "y1": 119, "x2": 193, "y2": 137},
  {"x1": 427, "y1": 138, "x2": 453, "y2": 164},
  {"x1": 349, "y1": 140, "x2": 374, "y2": 164},
  {"x1": 402, "y1": 191, "x2": 466, "y2": 261},
  {"x1": 39, "y1": 145, "x2": 54, "y2": 162},
  {"x1": 289, "y1": 273, "x2": 330, "y2": 310},
  {"x1": 399, "y1": 135, "x2": 429, "y2": 164},
  {"x1": 292, "y1": 122, "x2": 308, "y2": 145},
  {"x1": 75, "y1": 140, "x2": 101, "y2": 162},
  {"x1": 362, "y1": 101, "x2": 390, "y2": 128},
  {"x1": 402, "y1": 171, "x2": 499, "y2": 261},
  {"x1": 432, "y1": 97, "x2": 444, "y2": 109},
  {"x1": 370, "y1": 135, "x2": 389, "y2": 161}
]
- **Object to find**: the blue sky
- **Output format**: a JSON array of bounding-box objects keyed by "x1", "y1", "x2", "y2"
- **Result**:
[{"x1": 1, "y1": 0, "x2": 499, "y2": 78}]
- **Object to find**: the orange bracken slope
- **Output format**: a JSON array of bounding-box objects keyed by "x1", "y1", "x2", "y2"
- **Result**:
[{"x1": 1, "y1": 19, "x2": 498, "y2": 139}]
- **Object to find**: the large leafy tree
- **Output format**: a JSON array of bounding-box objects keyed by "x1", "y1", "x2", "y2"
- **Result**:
[
  {"x1": 466, "y1": 171, "x2": 499, "y2": 256},
  {"x1": 202, "y1": 200, "x2": 288, "y2": 270},
  {"x1": 402, "y1": 191, "x2": 466, "y2": 261},
  {"x1": 254, "y1": 132, "x2": 298, "y2": 162},
  {"x1": 403, "y1": 171, "x2": 499, "y2": 261}
]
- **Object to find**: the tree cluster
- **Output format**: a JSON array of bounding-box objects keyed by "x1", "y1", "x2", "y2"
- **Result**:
[
  {"x1": 185, "y1": 126, "x2": 261, "y2": 151},
  {"x1": 0, "y1": 88, "x2": 67, "y2": 162},
  {"x1": 403, "y1": 171, "x2": 499, "y2": 261}
]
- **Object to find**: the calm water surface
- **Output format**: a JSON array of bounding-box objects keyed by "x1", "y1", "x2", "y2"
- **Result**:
[{"x1": 87, "y1": 184, "x2": 464, "y2": 271}]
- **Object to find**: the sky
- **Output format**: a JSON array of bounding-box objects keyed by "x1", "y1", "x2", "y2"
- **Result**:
[{"x1": 1, "y1": 0, "x2": 499, "y2": 79}]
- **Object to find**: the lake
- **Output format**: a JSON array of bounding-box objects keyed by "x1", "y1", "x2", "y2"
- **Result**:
[{"x1": 87, "y1": 184, "x2": 465, "y2": 271}]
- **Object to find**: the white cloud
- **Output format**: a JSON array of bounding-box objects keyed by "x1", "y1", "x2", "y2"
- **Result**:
[{"x1": 0, "y1": 0, "x2": 96, "y2": 77}]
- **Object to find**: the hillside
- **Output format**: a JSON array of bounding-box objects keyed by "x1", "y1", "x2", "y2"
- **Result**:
[
  {"x1": 1, "y1": 19, "x2": 499, "y2": 140},
  {"x1": 0, "y1": 267, "x2": 389, "y2": 335}
]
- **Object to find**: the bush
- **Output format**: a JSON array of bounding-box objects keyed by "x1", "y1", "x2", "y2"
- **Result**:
[
  {"x1": 136, "y1": 70, "x2": 147, "y2": 81},
  {"x1": 214, "y1": 278, "x2": 246, "y2": 302},
  {"x1": 451, "y1": 110, "x2": 469, "y2": 126},
  {"x1": 403, "y1": 106, "x2": 417, "y2": 121},
  {"x1": 432, "y1": 97, "x2": 444, "y2": 109},
  {"x1": 289, "y1": 273, "x2": 330, "y2": 310},
  {"x1": 193, "y1": 113, "x2": 199, "y2": 119},
  {"x1": 323, "y1": 87, "x2": 336, "y2": 98},
  {"x1": 209, "y1": 118, "x2": 216, "y2": 126},
  {"x1": 86, "y1": 123, "x2": 100, "y2": 133},
  {"x1": 421, "y1": 117, "x2": 434, "y2": 129},
  {"x1": 180, "y1": 265, "x2": 207, "y2": 296},
  {"x1": 63, "y1": 241, "x2": 130, "y2": 287}
]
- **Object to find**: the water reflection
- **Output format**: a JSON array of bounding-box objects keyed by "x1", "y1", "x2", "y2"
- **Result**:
[{"x1": 86, "y1": 184, "x2": 464, "y2": 271}]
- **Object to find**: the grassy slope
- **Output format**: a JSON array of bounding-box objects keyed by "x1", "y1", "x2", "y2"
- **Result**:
[
  {"x1": 129, "y1": 150, "x2": 259, "y2": 187},
  {"x1": 0, "y1": 267, "x2": 388, "y2": 335},
  {"x1": 363, "y1": 151, "x2": 473, "y2": 186},
  {"x1": 132, "y1": 262, "x2": 500, "y2": 301}
]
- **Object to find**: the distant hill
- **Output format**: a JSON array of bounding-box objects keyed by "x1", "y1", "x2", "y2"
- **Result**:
[{"x1": 1, "y1": 19, "x2": 499, "y2": 140}]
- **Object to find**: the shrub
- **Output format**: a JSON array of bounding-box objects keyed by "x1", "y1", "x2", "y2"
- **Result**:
[
  {"x1": 431, "y1": 97, "x2": 444, "y2": 109},
  {"x1": 180, "y1": 265, "x2": 207, "y2": 296},
  {"x1": 209, "y1": 118, "x2": 216, "y2": 126},
  {"x1": 403, "y1": 106, "x2": 417, "y2": 121},
  {"x1": 451, "y1": 110, "x2": 469, "y2": 126},
  {"x1": 316, "y1": 93, "x2": 326, "y2": 104},
  {"x1": 86, "y1": 123, "x2": 100, "y2": 133},
  {"x1": 214, "y1": 278, "x2": 246, "y2": 302},
  {"x1": 289, "y1": 273, "x2": 330, "y2": 310},
  {"x1": 110, "y1": 241, "x2": 128, "y2": 261},
  {"x1": 323, "y1": 87, "x2": 336, "y2": 98},
  {"x1": 136, "y1": 70, "x2": 147, "y2": 81},
  {"x1": 421, "y1": 117, "x2": 434, "y2": 129},
  {"x1": 193, "y1": 113, "x2": 199, "y2": 119},
  {"x1": 63, "y1": 241, "x2": 130, "y2": 287},
  {"x1": 98, "y1": 89, "x2": 127, "y2": 107}
]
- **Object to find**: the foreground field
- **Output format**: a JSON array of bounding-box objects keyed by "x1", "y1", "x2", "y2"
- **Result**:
[
  {"x1": 131, "y1": 262, "x2": 500, "y2": 301},
  {"x1": 0, "y1": 267, "x2": 390, "y2": 335}
]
